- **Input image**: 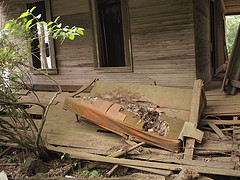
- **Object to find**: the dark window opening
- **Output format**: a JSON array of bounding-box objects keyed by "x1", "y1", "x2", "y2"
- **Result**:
[{"x1": 97, "y1": 0, "x2": 125, "y2": 67}]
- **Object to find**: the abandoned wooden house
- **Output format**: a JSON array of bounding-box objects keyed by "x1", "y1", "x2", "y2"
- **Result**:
[
  {"x1": 0, "y1": 0, "x2": 239, "y2": 90},
  {"x1": 1, "y1": 0, "x2": 240, "y2": 178}
]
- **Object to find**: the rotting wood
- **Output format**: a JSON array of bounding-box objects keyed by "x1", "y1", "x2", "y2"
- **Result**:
[
  {"x1": 64, "y1": 80, "x2": 205, "y2": 152},
  {"x1": 208, "y1": 122, "x2": 228, "y2": 141},
  {"x1": 47, "y1": 145, "x2": 240, "y2": 177},
  {"x1": 82, "y1": 142, "x2": 145, "y2": 171},
  {"x1": 232, "y1": 126, "x2": 240, "y2": 164},
  {"x1": 129, "y1": 154, "x2": 235, "y2": 169},
  {"x1": 106, "y1": 165, "x2": 119, "y2": 177},
  {"x1": 184, "y1": 80, "x2": 204, "y2": 160},
  {"x1": 195, "y1": 140, "x2": 239, "y2": 152},
  {"x1": 123, "y1": 165, "x2": 172, "y2": 176},
  {"x1": 200, "y1": 119, "x2": 240, "y2": 125},
  {"x1": 173, "y1": 168, "x2": 199, "y2": 180}
]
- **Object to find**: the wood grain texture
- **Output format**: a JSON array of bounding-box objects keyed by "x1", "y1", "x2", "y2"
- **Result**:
[
  {"x1": 1, "y1": 0, "x2": 210, "y2": 88},
  {"x1": 193, "y1": 0, "x2": 211, "y2": 84}
]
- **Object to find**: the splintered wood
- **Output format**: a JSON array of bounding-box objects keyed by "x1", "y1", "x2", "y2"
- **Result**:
[{"x1": 1, "y1": 82, "x2": 240, "y2": 178}]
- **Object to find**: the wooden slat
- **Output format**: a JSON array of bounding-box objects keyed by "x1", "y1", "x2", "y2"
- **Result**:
[
  {"x1": 47, "y1": 145, "x2": 240, "y2": 177},
  {"x1": 184, "y1": 80, "x2": 203, "y2": 160},
  {"x1": 208, "y1": 122, "x2": 227, "y2": 141},
  {"x1": 201, "y1": 119, "x2": 240, "y2": 125}
]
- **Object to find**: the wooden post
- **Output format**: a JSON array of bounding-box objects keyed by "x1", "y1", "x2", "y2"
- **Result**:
[{"x1": 184, "y1": 80, "x2": 203, "y2": 160}]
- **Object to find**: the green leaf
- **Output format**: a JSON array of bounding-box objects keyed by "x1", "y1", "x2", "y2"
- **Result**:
[
  {"x1": 76, "y1": 29, "x2": 84, "y2": 35},
  {"x1": 18, "y1": 12, "x2": 30, "y2": 19},
  {"x1": 89, "y1": 170, "x2": 100, "y2": 178},
  {"x1": 5, "y1": 22, "x2": 12, "y2": 29},
  {"x1": 40, "y1": 21, "x2": 47, "y2": 25},
  {"x1": 47, "y1": 21, "x2": 54, "y2": 26},
  {"x1": 56, "y1": 23, "x2": 62, "y2": 28},
  {"x1": 36, "y1": 14, "x2": 41, "y2": 19},
  {"x1": 54, "y1": 16, "x2": 60, "y2": 22},
  {"x1": 63, "y1": 28, "x2": 68, "y2": 32},
  {"x1": 26, "y1": 19, "x2": 34, "y2": 29},
  {"x1": 61, "y1": 153, "x2": 65, "y2": 160},
  {"x1": 60, "y1": 31, "x2": 65, "y2": 36},
  {"x1": 52, "y1": 29, "x2": 61, "y2": 38},
  {"x1": 69, "y1": 34, "x2": 75, "y2": 40},
  {"x1": 72, "y1": 33, "x2": 80, "y2": 36},
  {"x1": 30, "y1": 6, "x2": 36, "y2": 13}
]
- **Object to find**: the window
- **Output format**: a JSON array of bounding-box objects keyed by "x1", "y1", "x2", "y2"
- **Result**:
[
  {"x1": 90, "y1": 0, "x2": 132, "y2": 72},
  {"x1": 27, "y1": 0, "x2": 57, "y2": 74}
]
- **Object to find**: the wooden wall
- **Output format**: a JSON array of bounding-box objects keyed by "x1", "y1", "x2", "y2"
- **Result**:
[
  {"x1": 193, "y1": 0, "x2": 211, "y2": 84},
  {"x1": 214, "y1": 0, "x2": 227, "y2": 74},
  {"x1": 224, "y1": 0, "x2": 240, "y2": 15},
  {"x1": 2, "y1": 0, "x2": 199, "y2": 89}
]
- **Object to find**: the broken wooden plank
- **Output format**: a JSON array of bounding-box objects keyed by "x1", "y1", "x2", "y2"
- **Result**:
[
  {"x1": 82, "y1": 142, "x2": 145, "y2": 171},
  {"x1": 174, "y1": 168, "x2": 199, "y2": 180},
  {"x1": 200, "y1": 119, "x2": 240, "y2": 125},
  {"x1": 208, "y1": 122, "x2": 227, "y2": 141},
  {"x1": 129, "y1": 154, "x2": 235, "y2": 169},
  {"x1": 47, "y1": 145, "x2": 240, "y2": 177},
  {"x1": 124, "y1": 165, "x2": 172, "y2": 176},
  {"x1": 195, "y1": 140, "x2": 239, "y2": 152},
  {"x1": 106, "y1": 165, "x2": 119, "y2": 177},
  {"x1": 184, "y1": 80, "x2": 204, "y2": 160}
]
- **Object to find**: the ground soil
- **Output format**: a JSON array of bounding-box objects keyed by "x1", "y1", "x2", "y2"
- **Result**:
[{"x1": 0, "y1": 146, "x2": 144, "y2": 179}]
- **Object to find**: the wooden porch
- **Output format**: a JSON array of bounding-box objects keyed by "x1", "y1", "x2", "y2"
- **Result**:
[{"x1": 1, "y1": 81, "x2": 240, "y2": 178}]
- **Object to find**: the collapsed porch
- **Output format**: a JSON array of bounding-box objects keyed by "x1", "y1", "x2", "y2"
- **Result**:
[{"x1": 1, "y1": 80, "x2": 239, "y2": 178}]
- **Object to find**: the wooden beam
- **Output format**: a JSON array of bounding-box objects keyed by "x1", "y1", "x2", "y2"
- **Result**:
[
  {"x1": 200, "y1": 119, "x2": 240, "y2": 125},
  {"x1": 184, "y1": 80, "x2": 203, "y2": 160},
  {"x1": 230, "y1": 79, "x2": 240, "y2": 89},
  {"x1": 47, "y1": 145, "x2": 240, "y2": 177},
  {"x1": 208, "y1": 122, "x2": 227, "y2": 141},
  {"x1": 220, "y1": 0, "x2": 227, "y2": 14},
  {"x1": 32, "y1": 84, "x2": 83, "y2": 92}
]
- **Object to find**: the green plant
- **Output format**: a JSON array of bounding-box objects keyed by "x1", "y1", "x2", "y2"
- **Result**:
[
  {"x1": 80, "y1": 170, "x2": 90, "y2": 176},
  {"x1": 79, "y1": 169, "x2": 101, "y2": 178},
  {"x1": 226, "y1": 15, "x2": 240, "y2": 57},
  {"x1": 2, "y1": 155, "x2": 14, "y2": 163},
  {"x1": 0, "y1": 6, "x2": 84, "y2": 157},
  {"x1": 89, "y1": 170, "x2": 100, "y2": 178}
]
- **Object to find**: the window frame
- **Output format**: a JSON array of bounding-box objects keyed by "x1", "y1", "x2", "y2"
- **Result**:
[
  {"x1": 27, "y1": 0, "x2": 57, "y2": 75},
  {"x1": 89, "y1": 0, "x2": 133, "y2": 72}
]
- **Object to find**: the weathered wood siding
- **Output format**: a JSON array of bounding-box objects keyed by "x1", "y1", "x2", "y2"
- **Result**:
[
  {"x1": 214, "y1": 0, "x2": 227, "y2": 74},
  {"x1": 129, "y1": 0, "x2": 196, "y2": 87},
  {"x1": 224, "y1": 0, "x2": 240, "y2": 14},
  {"x1": 2, "y1": 0, "x2": 198, "y2": 89},
  {"x1": 193, "y1": 0, "x2": 211, "y2": 84}
]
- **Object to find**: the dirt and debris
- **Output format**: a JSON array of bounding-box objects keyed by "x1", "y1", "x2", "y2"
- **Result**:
[
  {"x1": 82, "y1": 88, "x2": 170, "y2": 136},
  {"x1": 0, "y1": 146, "x2": 149, "y2": 179}
]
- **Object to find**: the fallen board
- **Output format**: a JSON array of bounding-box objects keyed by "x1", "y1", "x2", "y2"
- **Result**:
[{"x1": 64, "y1": 80, "x2": 205, "y2": 152}]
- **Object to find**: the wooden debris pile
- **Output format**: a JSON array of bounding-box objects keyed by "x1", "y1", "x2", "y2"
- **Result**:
[{"x1": 1, "y1": 81, "x2": 240, "y2": 178}]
